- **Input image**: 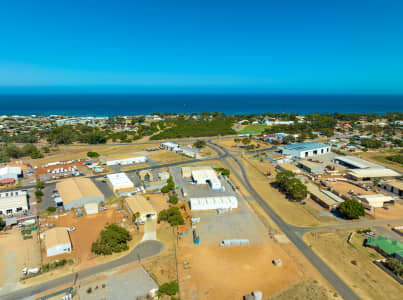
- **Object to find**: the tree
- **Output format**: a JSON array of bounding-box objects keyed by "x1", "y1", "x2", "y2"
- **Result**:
[
  {"x1": 87, "y1": 151, "x2": 100, "y2": 158},
  {"x1": 283, "y1": 135, "x2": 295, "y2": 144},
  {"x1": 158, "y1": 207, "x2": 185, "y2": 226},
  {"x1": 35, "y1": 190, "x2": 44, "y2": 197},
  {"x1": 158, "y1": 281, "x2": 179, "y2": 297},
  {"x1": 193, "y1": 140, "x2": 206, "y2": 149},
  {"x1": 275, "y1": 171, "x2": 307, "y2": 201},
  {"x1": 169, "y1": 194, "x2": 179, "y2": 205},
  {"x1": 338, "y1": 199, "x2": 365, "y2": 219},
  {"x1": 36, "y1": 182, "x2": 45, "y2": 189},
  {"x1": 91, "y1": 224, "x2": 132, "y2": 255}
]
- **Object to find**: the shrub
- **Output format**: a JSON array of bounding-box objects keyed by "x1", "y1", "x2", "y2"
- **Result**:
[
  {"x1": 91, "y1": 224, "x2": 132, "y2": 255},
  {"x1": 0, "y1": 218, "x2": 5, "y2": 230},
  {"x1": 169, "y1": 195, "x2": 179, "y2": 205},
  {"x1": 47, "y1": 207, "x2": 56, "y2": 213},
  {"x1": 35, "y1": 190, "x2": 44, "y2": 197},
  {"x1": 158, "y1": 281, "x2": 179, "y2": 296},
  {"x1": 87, "y1": 151, "x2": 100, "y2": 158},
  {"x1": 158, "y1": 207, "x2": 184, "y2": 226}
]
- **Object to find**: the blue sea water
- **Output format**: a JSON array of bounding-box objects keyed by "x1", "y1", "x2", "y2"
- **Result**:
[{"x1": 0, "y1": 94, "x2": 402, "y2": 116}]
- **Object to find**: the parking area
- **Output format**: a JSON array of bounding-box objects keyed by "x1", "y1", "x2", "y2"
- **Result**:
[
  {"x1": 191, "y1": 198, "x2": 271, "y2": 245},
  {"x1": 91, "y1": 178, "x2": 114, "y2": 199},
  {"x1": 38, "y1": 183, "x2": 58, "y2": 211},
  {"x1": 170, "y1": 166, "x2": 270, "y2": 245}
]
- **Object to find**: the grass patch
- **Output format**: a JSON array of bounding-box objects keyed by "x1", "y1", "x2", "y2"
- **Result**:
[{"x1": 239, "y1": 124, "x2": 269, "y2": 134}]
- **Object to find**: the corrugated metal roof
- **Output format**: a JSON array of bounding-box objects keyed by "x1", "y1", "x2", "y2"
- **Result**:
[
  {"x1": 366, "y1": 236, "x2": 403, "y2": 255},
  {"x1": 281, "y1": 142, "x2": 329, "y2": 151}
]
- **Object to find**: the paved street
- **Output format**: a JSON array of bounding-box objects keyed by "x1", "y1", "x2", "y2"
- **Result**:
[
  {"x1": 1, "y1": 240, "x2": 164, "y2": 300},
  {"x1": 207, "y1": 141, "x2": 361, "y2": 300}
]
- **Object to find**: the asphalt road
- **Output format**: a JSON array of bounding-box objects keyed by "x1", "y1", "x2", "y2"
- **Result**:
[
  {"x1": 1, "y1": 240, "x2": 164, "y2": 300},
  {"x1": 207, "y1": 141, "x2": 361, "y2": 300}
]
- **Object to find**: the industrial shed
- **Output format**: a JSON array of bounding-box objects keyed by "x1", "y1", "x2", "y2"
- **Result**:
[
  {"x1": 307, "y1": 183, "x2": 339, "y2": 210},
  {"x1": 45, "y1": 227, "x2": 72, "y2": 257},
  {"x1": 107, "y1": 173, "x2": 134, "y2": 192},
  {"x1": 381, "y1": 180, "x2": 403, "y2": 197},
  {"x1": 280, "y1": 142, "x2": 330, "y2": 158},
  {"x1": 276, "y1": 163, "x2": 301, "y2": 174},
  {"x1": 57, "y1": 178, "x2": 105, "y2": 210},
  {"x1": 357, "y1": 194, "x2": 394, "y2": 208},
  {"x1": 347, "y1": 167, "x2": 401, "y2": 181},
  {"x1": 106, "y1": 156, "x2": 147, "y2": 166},
  {"x1": 189, "y1": 196, "x2": 238, "y2": 210},
  {"x1": 125, "y1": 195, "x2": 157, "y2": 222},
  {"x1": 0, "y1": 166, "x2": 22, "y2": 181},
  {"x1": 298, "y1": 160, "x2": 324, "y2": 175},
  {"x1": 334, "y1": 155, "x2": 379, "y2": 169}
]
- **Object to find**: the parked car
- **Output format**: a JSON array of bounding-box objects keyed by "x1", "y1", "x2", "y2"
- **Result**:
[
  {"x1": 52, "y1": 190, "x2": 58, "y2": 194},
  {"x1": 365, "y1": 232, "x2": 375, "y2": 237}
]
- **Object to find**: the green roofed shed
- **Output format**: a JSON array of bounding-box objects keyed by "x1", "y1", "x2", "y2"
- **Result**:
[{"x1": 366, "y1": 236, "x2": 403, "y2": 256}]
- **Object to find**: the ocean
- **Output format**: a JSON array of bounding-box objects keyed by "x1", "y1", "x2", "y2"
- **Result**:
[{"x1": 0, "y1": 94, "x2": 402, "y2": 116}]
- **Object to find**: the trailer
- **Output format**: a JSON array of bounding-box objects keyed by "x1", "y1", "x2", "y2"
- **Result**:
[{"x1": 220, "y1": 239, "x2": 250, "y2": 247}]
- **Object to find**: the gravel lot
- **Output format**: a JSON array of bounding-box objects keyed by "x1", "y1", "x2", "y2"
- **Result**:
[{"x1": 78, "y1": 266, "x2": 158, "y2": 300}]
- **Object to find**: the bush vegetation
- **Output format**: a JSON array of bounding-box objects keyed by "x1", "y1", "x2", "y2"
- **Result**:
[
  {"x1": 275, "y1": 171, "x2": 308, "y2": 201},
  {"x1": 158, "y1": 207, "x2": 185, "y2": 226},
  {"x1": 158, "y1": 281, "x2": 179, "y2": 297},
  {"x1": 91, "y1": 224, "x2": 132, "y2": 255},
  {"x1": 338, "y1": 199, "x2": 365, "y2": 219},
  {"x1": 161, "y1": 176, "x2": 175, "y2": 193},
  {"x1": 385, "y1": 258, "x2": 403, "y2": 277}
]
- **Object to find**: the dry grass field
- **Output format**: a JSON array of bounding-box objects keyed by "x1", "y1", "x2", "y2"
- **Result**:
[
  {"x1": 143, "y1": 224, "x2": 177, "y2": 285},
  {"x1": 304, "y1": 229, "x2": 403, "y2": 300},
  {"x1": 241, "y1": 156, "x2": 337, "y2": 227}
]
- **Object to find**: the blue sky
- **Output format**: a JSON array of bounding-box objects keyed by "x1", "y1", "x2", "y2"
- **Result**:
[{"x1": 0, "y1": 0, "x2": 402, "y2": 93}]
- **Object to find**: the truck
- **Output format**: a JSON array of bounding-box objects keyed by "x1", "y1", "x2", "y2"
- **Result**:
[{"x1": 22, "y1": 267, "x2": 40, "y2": 275}]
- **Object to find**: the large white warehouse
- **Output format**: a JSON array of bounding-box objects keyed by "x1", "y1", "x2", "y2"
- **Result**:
[
  {"x1": 280, "y1": 142, "x2": 331, "y2": 158},
  {"x1": 0, "y1": 190, "x2": 28, "y2": 215},
  {"x1": 107, "y1": 173, "x2": 134, "y2": 192},
  {"x1": 189, "y1": 196, "x2": 238, "y2": 210},
  {"x1": 191, "y1": 168, "x2": 222, "y2": 190}
]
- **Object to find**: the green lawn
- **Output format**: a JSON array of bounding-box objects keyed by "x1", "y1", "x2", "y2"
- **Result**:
[{"x1": 239, "y1": 124, "x2": 269, "y2": 134}]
